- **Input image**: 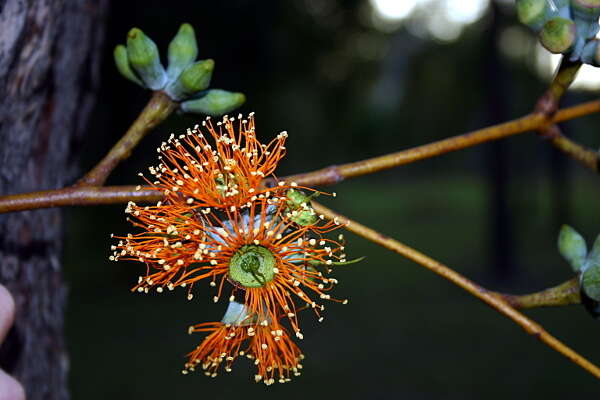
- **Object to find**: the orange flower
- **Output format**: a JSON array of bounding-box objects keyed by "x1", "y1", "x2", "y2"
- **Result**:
[
  {"x1": 185, "y1": 302, "x2": 303, "y2": 385},
  {"x1": 113, "y1": 195, "x2": 347, "y2": 337},
  {"x1": 142, "y1": 113, "x2": 290, "y2": 209},
  {"x1": 111, "y1": 114, "x2": 359, "y2": 383}
]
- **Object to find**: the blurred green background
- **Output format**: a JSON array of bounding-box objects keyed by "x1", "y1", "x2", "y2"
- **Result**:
[{"x1": 64, "y1": 0, "x2": 600, "y2": 397}]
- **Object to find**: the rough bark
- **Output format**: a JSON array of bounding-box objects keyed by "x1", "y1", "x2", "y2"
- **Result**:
[{"x1": 0, "y1": 1, "x2": 107, "y2": 399}]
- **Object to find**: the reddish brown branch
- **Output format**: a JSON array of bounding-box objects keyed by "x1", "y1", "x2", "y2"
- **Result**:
[{"x1": 0, "y1": 186, "x2": 160, "y2": 212}]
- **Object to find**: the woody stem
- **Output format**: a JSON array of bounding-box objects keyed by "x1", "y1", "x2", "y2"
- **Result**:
[
  {"x1": 76, "y1": 91, "x2": 177, "y2": 186},
  {"x1": 1, "y1": 99, "x2": 600, "y2": 214},
  {"x1": 311, "y1": 201, "x2": 600, "y2": 380}
]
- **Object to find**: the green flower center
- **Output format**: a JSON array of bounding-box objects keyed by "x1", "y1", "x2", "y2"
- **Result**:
[{"x1": 229, "y1": 245, "x2": 276, "y2": 288}]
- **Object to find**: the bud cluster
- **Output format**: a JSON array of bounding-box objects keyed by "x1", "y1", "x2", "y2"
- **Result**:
[
  {"x1": 114, "y1": 23, "x2": 245, "y2": 115},
  {"x1": 558, "y1": 225, "x2": 600, "y2": 318},
  {"x1": 516, "y1": 0, "x2": 600, "y2": 66}
]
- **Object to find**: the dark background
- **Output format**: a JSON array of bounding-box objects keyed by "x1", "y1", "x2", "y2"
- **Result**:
[{"x1": 64, "y1": 0, "x2": 600, "y2": 398}]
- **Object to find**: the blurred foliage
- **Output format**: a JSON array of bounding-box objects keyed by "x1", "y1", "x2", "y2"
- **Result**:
[{"x1": 67, "y1": 0, "x2": 600, "y2": 397}]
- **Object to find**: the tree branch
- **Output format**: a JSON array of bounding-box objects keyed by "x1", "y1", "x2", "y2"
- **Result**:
[
  {"x1": 2, "y1": 99, "x2": 600, "y2": 214},
  {"x1": 76, "y1": 91, "x2": 177, "y2": 186},
  {"x1": 311, "y1": 201, "x2": 600, "y2": 380},
  {"x1": 281, "y1": 99, "x2": 600, "y2": 187},
  {"x1": 497, "y1": 278, "x2": 581, "y2": 309}
]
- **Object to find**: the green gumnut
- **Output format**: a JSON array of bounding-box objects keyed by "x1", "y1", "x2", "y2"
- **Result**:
[
  {"x1": 516, "y1": 0, "x2": 550, "y2": 31},
  {"x1": 126, "y1": 28, "x2": 167, "y2": 90},
  {"x1": 114, "y1": 45, "x2": 143, "y2": 86},
  {"x1": 180, "y1": 89, "x2": 246, "y2": 116},
  {"x1": 539, "y1": 17, "x2": 577, "y2": 53},
  {"x1": 558, "y1": 225, "x2": 587, "y2": 272},
  {"x1": 286, "y1": 189, "x2": 310, "y2": 207},
  {"x1": 166, "y1": 59, "x2": 214, "y2": 100},
  {"x1": 167, "y1": 23, "x2": 198, "y2": 81}
]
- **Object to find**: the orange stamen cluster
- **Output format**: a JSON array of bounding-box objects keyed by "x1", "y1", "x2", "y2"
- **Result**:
[
  {"x1": 185, "y1": 318, "x2": 303, "y2": 385},
  {"x1": 111, "y1": 114, "x2": 352, "y2": 385}
]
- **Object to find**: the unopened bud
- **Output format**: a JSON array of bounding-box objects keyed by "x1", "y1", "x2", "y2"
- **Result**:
[
  {"x1": 516, "y1": 0, "x2": 550, "y2": 32},
  {"x1": 166, "y1": 59, "x2": 214, "y2": 100},
  {"x1": 114, "y1": 45, "x2": 143, "y2": 86},
  {"x1": 167, "y1": 23, "x2": 198, "y2": 81},
  {"x1": 539, "y1": 17, "x2": 576, "y2": 54},
  {"x1": 180, "y1": 89, "x2": 245, "y2": 116},
  {"x1": 558, "y1": 225, "x2": 587, "y2": 272},
  {"x1": 126, "y1": 28, "x2": 167, "y2": 90}
]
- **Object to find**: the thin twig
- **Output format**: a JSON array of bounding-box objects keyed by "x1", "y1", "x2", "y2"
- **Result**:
[
  {"x1": 76, "y1": 91, "x2": 177, "y2": 186},
  {"x1": 2, "y1": 100, "x2": 600, "y2": 214},
  {"x1": 283, "y1": 99, "x2": 600, "y2": 187},
  {"x1": 541, "y1": 125, "x2": 599, "y2": 172},
  {"x1": 535, "y1": 59, "x2": 600, "y2": 172},
  {"x1": 498, "y1": 278, "x2": 581, "y2": 309},
  {"x1": 311, "y1": 201, "x2": 600, "y2": 379}
]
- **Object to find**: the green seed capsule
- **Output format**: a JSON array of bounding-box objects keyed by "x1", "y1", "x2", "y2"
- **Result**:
[
  {"x1": 229, "y1": 245, "x2": 276, "y2": 288},
  {"x1": 167, "y1": 23, "x2": 198, "y2": 81},
  {"x1": 539, "y1": 17, "x2": 577, "y2": 54},
  {"x1": 126, "y1": 28, "x2": 167, "y2": 90},
  {"x1": 114, "y1": 45, "x2": 143, "y2": 86},
  {"x1": 180, "y1": 89, "x2": 246, "y2": 116}
]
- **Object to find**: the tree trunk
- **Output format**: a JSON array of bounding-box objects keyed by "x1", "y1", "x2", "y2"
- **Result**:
[{"x1": 0, "y1": 1, "x2": 107, "y2": 399}]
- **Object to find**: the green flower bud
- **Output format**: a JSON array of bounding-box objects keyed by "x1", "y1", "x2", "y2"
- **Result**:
[
  {"x1": 126, "y1": 28, "x2": 167, "y2": 90},
  {"x1": 181, "y1": 89, "x2": 246, "y2": 116},
  {"x1": 166, "y1": 59, "x2": 214, "y2": 101},
  {"x1": 516, "y1": 0, "x2": 550, "y2": 31},
  {"x1": 114, "y1": 45, "x2": 143, "y2": 86},
  {"x1": 167, "y1": 23, "x2": 198, "y2": 81},
  {"x1": 558, "y1": 224, "x2": 587, "y2": 271},
  {"x1": 285, "y1": 189, "x2": 319, "y2": 226},
  {"x1": 228, "y1": 245, "x2": 275, "y2": 288},
  {"x1": 539, "y1": 17, "x2": 577, "y2": 54}
]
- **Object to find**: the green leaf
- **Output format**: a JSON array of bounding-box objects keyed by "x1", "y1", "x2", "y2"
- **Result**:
[{"x1": 558, "y1": 224, "x2": 587, "y2": 272}]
